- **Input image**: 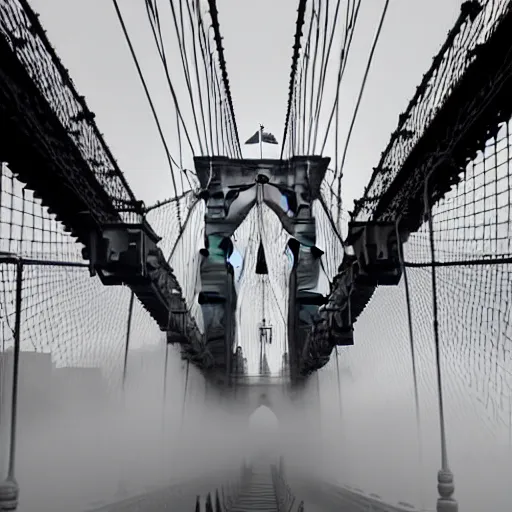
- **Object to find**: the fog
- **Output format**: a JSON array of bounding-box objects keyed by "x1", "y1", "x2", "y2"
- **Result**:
[
  {"x1": 311, "y1": 271, "x2": 512, "y2": 512},
  {"x1": 0, "y1": 345, "x2": 249, "y2": 511},
  {"x1": 1, "y1": 300, "x2": 512, "y2": 512},
  {"x1": 0, "y1": 0, "x2": 510, "y2": 509},
  {"x1": 0, "y1": 343, "x2": 319, "y2": 512},
  {"x1": 0, "y1": 230, "x2": 511, "y2": 512},
  {"x1": 0, "y1": 240, "x2": 510, "y2": 512}
]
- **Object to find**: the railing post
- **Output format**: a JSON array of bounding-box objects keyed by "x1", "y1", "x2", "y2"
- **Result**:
[
  {"x1": 205, "y1": 492, "x2": 213, "y2": 512},
  {"x1": 221, "y1": 486, "x2": 226, "y2": 510},
  {"x1": 0, "y1": 260, "x2": 23, "y2": 511},
  {"x1": 215, "y1": 489, "x2": 222, "y2": 512}
]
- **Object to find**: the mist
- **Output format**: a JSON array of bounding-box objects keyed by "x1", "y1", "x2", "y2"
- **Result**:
[
  {"x1": 1, "y1": 344, "x2": 251, "y2": 511},
  {"x1": 0, "y1": 343, "x2": 317, "y2": 511},
  {"x1": 2, "y1": 302, "x2": 512, "y2": 512}
]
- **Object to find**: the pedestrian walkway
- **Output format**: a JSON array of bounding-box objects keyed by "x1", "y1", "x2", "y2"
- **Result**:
[{"x1": 231, "y1": 466, "x2": 278, "y2": 512}]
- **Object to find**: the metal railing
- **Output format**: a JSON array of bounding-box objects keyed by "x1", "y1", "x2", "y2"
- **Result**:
[
  {"x1": 0, "y1": 0, "x2": 140, "y2": 214},
  {"x1": 194, "y1": 461, "x2": 251, "y2": 511},
  {"x1": 271, "y1": 458, "x2": 304, "y2": 512}
]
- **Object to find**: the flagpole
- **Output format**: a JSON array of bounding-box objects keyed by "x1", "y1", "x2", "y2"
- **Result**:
[{"x1": 259, "y1": 124, "x2": 263, "y2": 159}]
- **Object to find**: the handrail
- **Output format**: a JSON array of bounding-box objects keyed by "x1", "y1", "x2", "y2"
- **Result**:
[
  {"x1": 271, "y1": 457, "x2": 304, "y2": 512},
  {"x1": 195, "y1": 460, "x2": 251, "y2": 511},
  {"x1": 84, "y1": 467, "x2": 243, "y2": 512}
]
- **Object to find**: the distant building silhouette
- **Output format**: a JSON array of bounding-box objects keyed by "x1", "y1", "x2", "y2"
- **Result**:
[
  {"x1": 52, "y1": 366, "x2": 107, "y2": 412},
  {"x1": 1, "y1": 350, "x2": 54, "y2": 427},
  {"x1": 0, "y1": 350, "x2": 108, "y2": 426}
]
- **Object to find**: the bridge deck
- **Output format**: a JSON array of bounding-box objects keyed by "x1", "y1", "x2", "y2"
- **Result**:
[{"x1": 231, "y1": 466, "x2": 278, "y2": 512}]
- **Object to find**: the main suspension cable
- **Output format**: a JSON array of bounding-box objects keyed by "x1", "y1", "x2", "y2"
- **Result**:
[
  {"x1": 281, "y1": 0, "x2": 308, "y2": 160},
  {"x1": 207, "y1": 0, "x2": 242, "y2": 157}
]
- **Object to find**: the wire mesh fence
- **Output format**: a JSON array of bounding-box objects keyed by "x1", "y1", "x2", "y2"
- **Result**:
[
  {"x1": 353, "y1": 0, "x2": 511, "y2": 221},
  {"x1": 0, "y1": 163, "x2": 216, "y2": 511},
  {"x1": 316, "y1": 115, "x2": 512, "y2": 512},
  {"x1": 0, "y1": 0, "x2": 140, "y2": 214}
]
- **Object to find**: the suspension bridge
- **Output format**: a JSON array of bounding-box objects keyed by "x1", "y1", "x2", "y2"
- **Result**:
[{"x1": 1, "y1": 0, "x2": 512, "y2": 510}]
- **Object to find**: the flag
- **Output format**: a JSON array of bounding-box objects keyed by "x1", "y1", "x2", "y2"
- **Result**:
[
  {"x1": 261, "y1": 131, "x2": 278, "y2": 144},
  {"x1": 245, "y1": 127, "x2": 278, "y2": 145},
  {"x1": 244, "y1": 131, "x2": 260, "y2": 144}
]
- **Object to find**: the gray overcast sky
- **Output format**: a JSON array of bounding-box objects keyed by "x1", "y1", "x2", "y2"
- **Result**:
[
  {"x1": 23, "y1": 0, "x2": 463, "y2": 377},
  {"x1": 20, "y1": 0, "x2": 463, "y2": 375},
  {"x1": 29, "y1": 0, "x2": 462, "y2": 210},
  {"x1": 8, "y1": 4, "x2": 512, "y2": 511}
]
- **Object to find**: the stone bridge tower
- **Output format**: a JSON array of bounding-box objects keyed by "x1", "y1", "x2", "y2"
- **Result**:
[{"x1": 194, "y1": 156, "x2": 330, "y2": 384}]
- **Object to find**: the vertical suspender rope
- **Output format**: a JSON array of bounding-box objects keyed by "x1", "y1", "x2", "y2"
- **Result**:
[
  {"x1": 122, "y1": 291, "x2": 135, "y2": 392},
  {"x1": 117, "y1": 290, "x2": 134, "y2": 495},
  {"x1": 316, "y1": 368, "x2": 322, "y2": 431},
  {"x1": 257, "y1": 185, "x2": 266, "y2": 374},
  {"x1": 260, "y1": 271, "x2": 266, "y2": 373},
  {"x1": 396, "y1": 216, "x2": 424, "y2": 510},
  {"x1": 8, "y1": 261, "x2": 22, "y2": 483},
  {"x1": 162, "y1": 344, "x2": 170, "y2": 425},
  {"x1": 424, "y1": 174, "x2": 458, "y2": 512},
  {"x1": 180, "y1": 360, "x2": 190, "y2": 432},
  {"x1": 161, "y1": 344, "x2": 170, "y2": 473},
  {"x1": 334, "y1": 346, "x2": 346, "y2": 482},
  {"x1": 259, "y1": 276, "x2": 264, "y2": 374},
  {"x1": 334, "y1": 346, "x2": 343, "y2": 419},
  {"x1": 0, "y1": 260, "x2": 23, "y2": 510}
]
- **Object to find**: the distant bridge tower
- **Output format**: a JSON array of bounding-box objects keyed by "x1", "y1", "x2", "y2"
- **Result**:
[{"x1": 194, "y1": 156, "x2": 329, "y2": 383}]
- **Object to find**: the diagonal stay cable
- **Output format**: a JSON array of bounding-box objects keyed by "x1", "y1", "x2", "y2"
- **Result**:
[
  {"x1": 311, "y1": 0, "x2": 343, "y2": 154},
  {"x1": 320, "y1": 0, "x2": 362, "y2": 157},
  {"x1": 335, "y1": 0, "x2": 390, "y2": 199},
  {"x1": 185, "y1": 0, "x2": 211, "y2": 154},
  {"x1": 112, "y1": 0, "x2": 183, "y2": 220},
  {"x1": 145, "y1": 0, "x2": 201, "y2": 156},
  {"x1": 113, "y1": 0, "x2": 194, "y2": 163},
  {"x1": 306, "y1": 3, "x2": 323, "y2": 155},
  {"x1": 197, "y1": 4, "x2": 216, "y2": 156}
]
